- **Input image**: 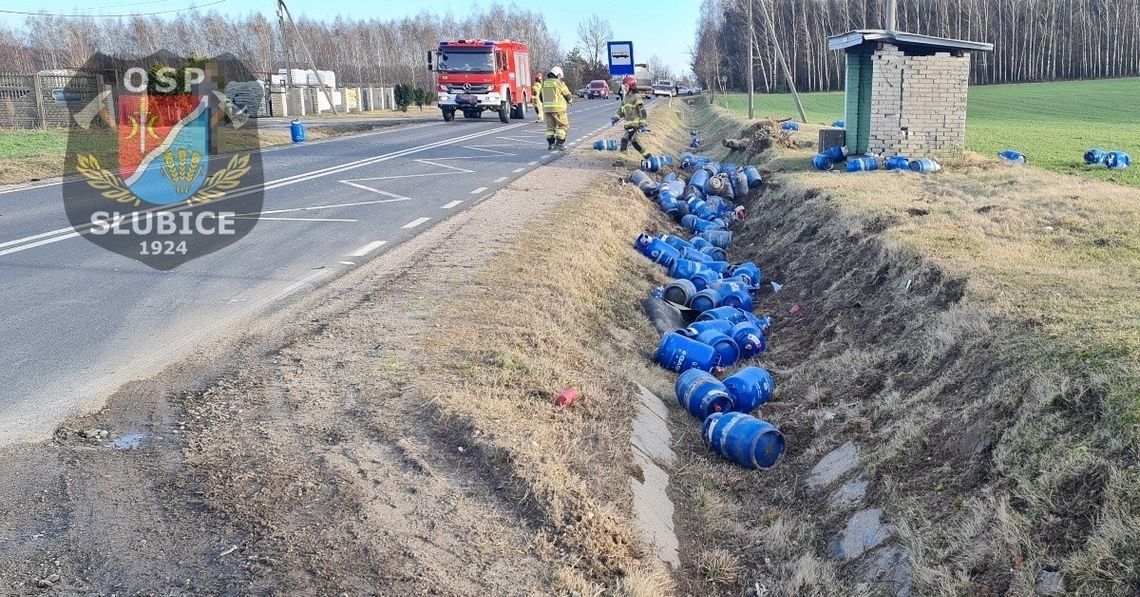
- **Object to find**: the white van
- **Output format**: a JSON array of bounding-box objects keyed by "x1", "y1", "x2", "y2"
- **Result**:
[{"x1": 652, "y1": 80, "x2": 676, "y2": 97}]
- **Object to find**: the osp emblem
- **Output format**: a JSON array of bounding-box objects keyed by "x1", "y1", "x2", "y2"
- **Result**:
[{"x1": 64, "y1": 52, "x2": 264, "y2": 270}]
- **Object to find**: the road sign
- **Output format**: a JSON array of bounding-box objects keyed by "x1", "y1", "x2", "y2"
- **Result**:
[{"x1": 607, "y1": 41, "x2": 634, "y2": 76}]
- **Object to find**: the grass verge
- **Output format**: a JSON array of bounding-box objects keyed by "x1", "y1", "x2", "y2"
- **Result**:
[
  {"x1": 715, "y1": 77, "x2": 1140, "y2": 187},
  {"x1": 412, "y1": 160, "x2": 679, "y2": 592}
]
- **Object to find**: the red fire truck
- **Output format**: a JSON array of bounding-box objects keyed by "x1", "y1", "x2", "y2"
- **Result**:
[{"x1": 427, "y1": 39, "x2": 531, "y2": 123}]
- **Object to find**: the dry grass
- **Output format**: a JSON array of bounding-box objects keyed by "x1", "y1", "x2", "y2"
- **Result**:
[
  {"x1": 696, "y1": 549, "x2": 739, "y2": 586},
  {"x1": 614, "y1": 562, "x2": 676, "y2": 596},
  {"x1": 413, "y1": 174, "x2": 670, "y2": 584}
]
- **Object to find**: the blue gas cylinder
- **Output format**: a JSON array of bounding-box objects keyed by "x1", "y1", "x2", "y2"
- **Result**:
[
  {"x1": 998, "y1": 149, "x2": 1027, "y2": 164},
  {"x1": 290, "y1": 120, "x2": 306, "y2": 143},
  {"x1": 1105, "y1": 151, "x2": 1132, "y2": 169},
  {"x1": 702, "y1": 412, "x2": 786, "y2": 469},
  {"x1": 885, "y1": 155, "x2": 911, "y2": 171},
  {"x1": 723, "y1": 367, "x2": 776, "y2": 412},
  {"x1": 675, "y1": 370, "x2": 733, "y2": 420},
  {"x1": 820, "y1": 145, "x2": 847, "y2": 163},
  {"x1": 655, "y1": 332, "x2": 719, "y2": 373}
]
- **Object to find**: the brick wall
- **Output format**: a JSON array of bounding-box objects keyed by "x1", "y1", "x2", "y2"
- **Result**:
[{"x1": 867, "y1": 43, "x2": 971, "y2": 158}]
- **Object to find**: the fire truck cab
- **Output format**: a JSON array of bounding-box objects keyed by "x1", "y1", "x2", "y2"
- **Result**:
[{"x1": 427, "y1": 39, "x2": 531, "y2": 123}]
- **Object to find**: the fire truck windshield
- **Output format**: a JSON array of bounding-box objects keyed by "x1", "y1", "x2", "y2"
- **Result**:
[{"x1": 437, "y1": 50, "x2": 494, "y2": 73}]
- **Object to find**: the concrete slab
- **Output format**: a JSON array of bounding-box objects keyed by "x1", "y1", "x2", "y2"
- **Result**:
[
  {"x1": 629, "y1": 383, "x2": 680, "y2": 568},
  {"x1": 807, "y1": 441, "x2": 860, "y2": 490},
  {"x1": 828, "y1": 507, "x2": 893, "y2": 561}
]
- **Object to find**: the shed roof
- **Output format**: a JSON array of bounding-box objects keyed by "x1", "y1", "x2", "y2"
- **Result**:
[{"x1": 828, "y1": 29, "x2": 993, "y2": 53}]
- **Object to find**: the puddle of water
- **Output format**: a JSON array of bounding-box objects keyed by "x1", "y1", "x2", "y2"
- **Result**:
[{"x1": 110, "y1": 433, "x2": 147, "y2": 449}]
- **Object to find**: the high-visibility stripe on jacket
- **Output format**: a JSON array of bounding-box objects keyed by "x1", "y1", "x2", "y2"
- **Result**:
[
  {"x1": 616, "y1": 94, "x2": 646, "y2": 127},
  {"x1": 541, "y1": 78, "x2": 571, "y2": 112}
]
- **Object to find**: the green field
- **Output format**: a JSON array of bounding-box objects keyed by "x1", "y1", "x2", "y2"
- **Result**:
[
  {"x1": 0, "y1": 129, "x2": 68, "y2": 158},
  {"x1": 717, "y1": 78, "x2": 1140, "y2": 187}
]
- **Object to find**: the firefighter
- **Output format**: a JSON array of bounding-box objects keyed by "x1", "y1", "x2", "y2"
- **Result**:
[
  {"x1": 531, "y1": 73, "x2": 543, "y2": 123},
  {"x1": 540, "y1": 66, "x2": 573, "y2": 151},
  {"x1": 611, "y1": 76, "x2": 650, "y2": 160}
]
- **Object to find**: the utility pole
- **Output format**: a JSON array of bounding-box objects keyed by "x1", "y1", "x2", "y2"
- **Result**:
[
  {"x1": 278, "y1": 0, "x2": 338, "y2": 115},
  {"x1": 747, "y1": 0, "x2": 754, "y2": 119},
  {"x1": 760, "y1": 0, "x2": 807, "y2": 122},
  {"x1": 276, "y1": 0, "x2": 291, "y2": 88},
  {"x1": 885, "y1": 0, "x2": 898, "y2": 31}
]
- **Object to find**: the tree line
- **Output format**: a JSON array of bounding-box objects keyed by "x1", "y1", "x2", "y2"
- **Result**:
[
  {"x1": 0, "y1": 5, "x2": 563, "y2": 90},
  {"x1": 693, "y1": 0, "x2": 1140, "y2": 94}
]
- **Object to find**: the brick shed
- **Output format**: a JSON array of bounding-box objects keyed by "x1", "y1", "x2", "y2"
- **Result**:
[{"x1": 827, "y1": 30, "x2": 993, "y2": 158}]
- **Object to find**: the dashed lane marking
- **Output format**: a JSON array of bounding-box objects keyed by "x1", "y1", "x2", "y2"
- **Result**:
[
  {"x1": 442, "y1": 200, "x2": 463, "y2": 209},
  {"x1": 527, "y1": 161, "x2": 538, "y2": 165},
  {"x1": 513, "y1": 167, "x2": 525, "y2": 173},
  {"x1": 346, "y1": 240, "x2": 388, "y2": 257},
  {"x1": 470, "y1": 187, "x2": 487, "y2": 194},
  {"x1": 493, "y1": 176, "x2": 507, "y2": 183},
  {"x1": 402, "y1": 217, "x2": 431, "y2": 229}
]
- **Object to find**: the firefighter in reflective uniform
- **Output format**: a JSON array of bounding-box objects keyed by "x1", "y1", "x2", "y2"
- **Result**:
[
  {"x1": 541, "y1": 66, "x2": 573, "y2": 151},
  {"x1": 611, "y1": 77, "x2": 650, "y2": 159},
  {"x1": 531, "y1": 74, "x2": 544, "y2": 123}
]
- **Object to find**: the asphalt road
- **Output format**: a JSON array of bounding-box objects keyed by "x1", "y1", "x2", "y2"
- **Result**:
[{"x1": 0, "y1": 98, "x2": 628, "y2": 446}]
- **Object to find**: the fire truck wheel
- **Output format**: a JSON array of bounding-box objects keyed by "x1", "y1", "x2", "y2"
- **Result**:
[
  {"x1": 497, "y1": 101, "x2": 509, "y2": 123},
  {"x1": 442, "y1": 108, "x2": 455, "y2": 122}
]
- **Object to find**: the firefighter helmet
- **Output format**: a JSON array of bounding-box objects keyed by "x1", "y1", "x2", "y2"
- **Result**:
[{"x1": 550, "y1": 66, "x2": 564, "y2": 78}]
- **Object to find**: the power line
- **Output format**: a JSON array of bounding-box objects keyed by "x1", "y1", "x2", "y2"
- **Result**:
[
  {"x1": 68, "y1": 0, "x2": 176, "y2": 10},
  {"x1": 0, "y1": 0, "x2": 227, "y2": 18}
]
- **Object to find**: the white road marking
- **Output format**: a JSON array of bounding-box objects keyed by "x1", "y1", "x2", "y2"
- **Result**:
[
  {"x1": 470, "y1": 187, "x2": 487, "y2": 194},
  {"x1": 252, "y1": 197, "x2": 410, "y2": 217},
  {"x1": 279, "y1": 269, "x2": 334, "y2": 299},
  {"x1": 243, "y1": 216, "x2": 358, "y2": 223},
  {"x1": 493, "y1": 176, "x2": 507, "y2": 183},
  {"x1": 527, "y1": 161, "x2": 538, "y2": 165},
  {"x1": 0, "y1": 123, "x2": 527, "y2": 256},
  {"x1": 402, "y1": 217, "x2": 431, "y2": 229},
  {"x1": 338, "y1": 182, "x2": 414, "y2": 201},
  {"x1": 347, "y1": 240, "x2": 388, "y2": 257},
  {"x1": 339, "y1": 261, "x2": 355, "y2": 265},
  {"x1": 441, "y1": 200, "x2": 463, "y2": 209},
  {"x1": 513, "y1": 167, "x2": 525, "y2": 173},
  {"x1": 0, "y1": 121, "x2": 444, "y2": 198}
]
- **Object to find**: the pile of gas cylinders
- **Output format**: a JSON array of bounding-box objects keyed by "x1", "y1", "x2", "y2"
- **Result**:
[
  {"x1": 1083, "y1": 148, "x2": 1131, "y2": 169},
  {"x1": 629, "y1": 152, "x2": 786, "y2": 471},
  {"x1": 813, "y1": 145, "x2": 941, "y2": 174}
]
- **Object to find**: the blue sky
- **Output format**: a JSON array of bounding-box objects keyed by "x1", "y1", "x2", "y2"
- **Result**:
[{"x1": 1, "y1": 0, "x2": 699, "y2": 75}]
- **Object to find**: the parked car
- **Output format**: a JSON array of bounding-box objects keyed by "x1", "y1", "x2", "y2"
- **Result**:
[
  {"x1": 652, "y1": 80, "x2": 676, "y2": 97},
  {"x1": 677, "y1": 86, "x2": 690, "y2": 96},
  {"x1": 587, "y1": 79, "x2": 610, "y2": 99},
  {"x1": 576, "y1": 87, "x2": 589, "y2": 98}
]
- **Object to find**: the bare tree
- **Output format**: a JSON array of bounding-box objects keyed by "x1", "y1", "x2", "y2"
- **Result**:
[
  {"x1": 575, "y1": 14, "x2": 612, "y2": 70},
  {"x1": 646, "y1": 54, "x2": 673, "y2": 82}
]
